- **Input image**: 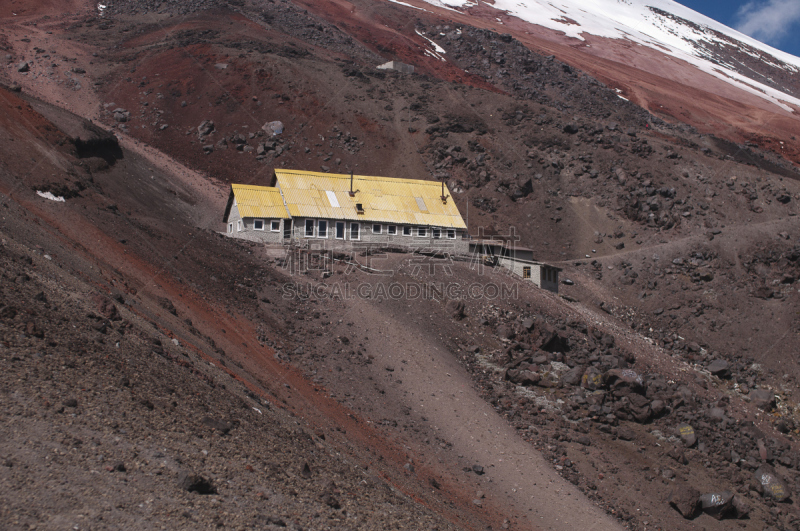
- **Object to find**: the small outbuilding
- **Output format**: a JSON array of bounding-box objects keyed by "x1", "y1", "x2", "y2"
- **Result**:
[
  {"x1": 469, "y1": 240, "x2": 561, "y2": 293},
  {"x1": 377, "y1": 61, "x2": 415, "y2": 74}
]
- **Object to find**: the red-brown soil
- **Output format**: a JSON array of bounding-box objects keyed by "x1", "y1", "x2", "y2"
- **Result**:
[{"x1": 3, "y1": 1, "x2": 800, "y2": 530}]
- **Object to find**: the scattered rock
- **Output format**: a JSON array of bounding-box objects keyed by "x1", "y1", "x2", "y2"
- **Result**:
[
  {"x1": 446, "y1": 300, "x2": 465, "y2": 320},
  {"x1": 563, "y1": 123, "x2": 579, "y2": 134},
  {"x1": 263, "y1": 121, "x2": 284, "y2": 136},
  {"x1": 201, "y1": 416, "x2": 233, "y2": 435},
  {"x1": 731, "y1": 496, "x2": 750, "y2": 519},
  {"x1": 617, "y1": 425, "x2": 635, "y2": 441},
  {"x1": 677, "y1": 423, "x2": 696, "y2": 447},
  {"x1": 707, "y1": 359, "x2": 731, "y2": 379},
  {"x1": 750, "y1": 388, "x2": 775, "y2": 410},
  {"x1": 197, "y1": 120, "x2": 215, "y2": 136},
  {"x1": 178, "y1": 472, "x2": 216, "y2": 494}
]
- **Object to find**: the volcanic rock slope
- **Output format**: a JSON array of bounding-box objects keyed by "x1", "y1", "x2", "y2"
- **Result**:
[{"x1": 2, "y1": 0, "x2": 800, "y2": 530}]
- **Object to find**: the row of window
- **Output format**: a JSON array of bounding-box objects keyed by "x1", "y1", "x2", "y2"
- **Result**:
[
  {"x1": 229, "y1": 220, "x2": 281, "y2": 233},
  {"x1": 303, "y1": 220, "x2": 456, "y2": 240},
  {"x1": 228, "y1": 218, "x2": 458, "y2": 240}
]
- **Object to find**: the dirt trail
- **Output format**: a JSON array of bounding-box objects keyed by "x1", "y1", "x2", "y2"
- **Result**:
[{"x1": 330, "y1": 277, "x2": 623, "y2": 531}]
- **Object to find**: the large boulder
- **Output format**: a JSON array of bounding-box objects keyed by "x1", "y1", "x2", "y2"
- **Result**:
[
  {"x1": 754, "y1": 465, "x2": 791, "y2": 502},
  {"x1": 668, "y1": 483, "x2": 701, "y2": 519},
  {"x1": 698, "y1": 491, "x2": 734, "y2": 520},
  {"x1": 677, "y1": 423, "x2": 697, "y2": 447},
  {"x1": 581, "y1": 367, "x2": 603, "y2": 390}
]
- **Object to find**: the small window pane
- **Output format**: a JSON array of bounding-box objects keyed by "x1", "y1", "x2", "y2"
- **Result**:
[
  {"x1": 388, "y1": 225, "x2": 397, "y2": 235},
  {"x1": 350, "y1": 223, "x2": 360, "y2": 240},
  {"x1": 318, "y1": 220, "x2": 328, "y2": 238},
  {"x1": 254, "y1": 219, "x2": 264, "y2": 230},
  {"x1": 403, "y1": 226, "x2": 412, "y2": 236},
  {"x1": 417, "y1": 227, "x2": 427, "y2": 237},
  {"x1": 447, "y1": 229, "x2": 456, "y2": 239},
  {"x1": 305, "y1": 219, "x2": 314, "y2": 237},
  {"x1": 432, "y1": 228, "x2": 441, "y2": 239},
  {"x1": 373, "y1": 224, "x2": 382, "y2": 234},
  {"x1": 271, "y1": 220, "x2": 281, "y2": 232}
]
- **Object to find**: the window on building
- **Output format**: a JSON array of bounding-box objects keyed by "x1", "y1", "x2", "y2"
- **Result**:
[
  {"x1": 270, "y1": 220, "x2": 281, "y2": 232},
  {"x1": 417, "y1": 227, "x2": 428, "y2": 237},
  {"x1": 305, "y1": 219, "x2": 315, "y2": 237},
  {"x1": 318, "y1": 220, "x2": 328, "y2": 238},
  {"x1": 447, "y1": 229, "x2": 456, "y2": 239},
  {"x1": 228, "y1": 223, "x2": 233, "y2": 233},
  {"x1": 350, "y1": 223, "x2": 360, "y2": 240},
  {"x1": 523, "y1": 266, "x2": 531, "y2": 279},
  {"x1": 335, "y1": 222, "x2": 345, "y2": 239},
  {"x1": 254, "y1": 219, "x2": 265, "y2": 231},
  {"x1": 373, "y1": 224, "x2": 382, "y2": 234},
  {"x1": 387, "y1": 225, "x2": 397, "y2": 235},
  {"x1": 237, "y1": 220, "x2": 243, "y2": 232},
  {"x1": 402, "y1": 226, "x2": 412, "y2": 236},
  {"x1": 432, "y1": 228, "x2": 441, "y2": 239}
]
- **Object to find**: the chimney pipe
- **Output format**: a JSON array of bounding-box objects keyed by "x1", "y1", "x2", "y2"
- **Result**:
[{"x1": 349, "y1": 171, "x2": 355, "y2": 197}]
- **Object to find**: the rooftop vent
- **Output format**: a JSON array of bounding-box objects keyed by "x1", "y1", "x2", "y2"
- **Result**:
[{"x1": 356, "y1": 203, "x2": 364, "y2": 214}]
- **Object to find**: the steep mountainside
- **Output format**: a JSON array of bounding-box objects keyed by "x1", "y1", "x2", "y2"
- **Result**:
[{"x1": 2, "y1": 1, "x2": 800, "y2": 530}]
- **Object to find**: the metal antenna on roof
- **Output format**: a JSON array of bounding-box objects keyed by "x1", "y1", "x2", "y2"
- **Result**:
[
  {"x1": 349, "y1": 171, "x2": 355, "y2": 197},
  {"x1": 348, "y1": 171, "x2": 360, "y2": 197}
]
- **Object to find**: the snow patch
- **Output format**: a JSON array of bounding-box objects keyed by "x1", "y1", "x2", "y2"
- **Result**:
[
  {"x1": 411, "y1": 0, "x2": 800, "y2": 111},
  {"x1": 387, "y1": 0, "x2": 428, "y2": 11},
  {"x1": 415, "y1": 29, "x2": 447, "y2": 61},
  {"x1": 36, "y1": 191, "x2": 65, "y2": 202}
]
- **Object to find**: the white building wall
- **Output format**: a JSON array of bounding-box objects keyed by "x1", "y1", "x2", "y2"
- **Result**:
[
  {"x1": 498, "y1": 258, "x2": 559, "y2": 294},
  {"x1": 287, "y1": 217, "x2": 468, "y2": 254}
]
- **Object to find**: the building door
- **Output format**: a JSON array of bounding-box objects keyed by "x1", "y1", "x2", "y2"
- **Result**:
[
  {"x1": 283, "y1": 220, "x2": 291, "y2": 239},
  {"x1": 335, "y1": 222, "x2": 345, "y2": 239}
]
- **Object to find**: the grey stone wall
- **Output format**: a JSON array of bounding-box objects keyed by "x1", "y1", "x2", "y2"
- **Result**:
[{"x1": 225, "y1": 205, "x2": 286, "y2": 244}]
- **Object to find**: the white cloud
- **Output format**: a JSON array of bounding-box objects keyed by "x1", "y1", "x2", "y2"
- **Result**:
[{"x1": 735, "y1": 0, "x2": 800, "y2": 45}]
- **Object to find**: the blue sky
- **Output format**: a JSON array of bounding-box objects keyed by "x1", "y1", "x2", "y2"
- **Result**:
[{"x1": 680, "y1": 0, "x2": 800, "y2": 58}]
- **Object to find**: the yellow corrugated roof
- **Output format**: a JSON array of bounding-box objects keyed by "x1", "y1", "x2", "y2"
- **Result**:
[
  {"x1": 273, "y1": 169, "x2": 466, "y2": 228},
  {"x1": 231, "y1": 184, "x2": 290, "y2": 219}
]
